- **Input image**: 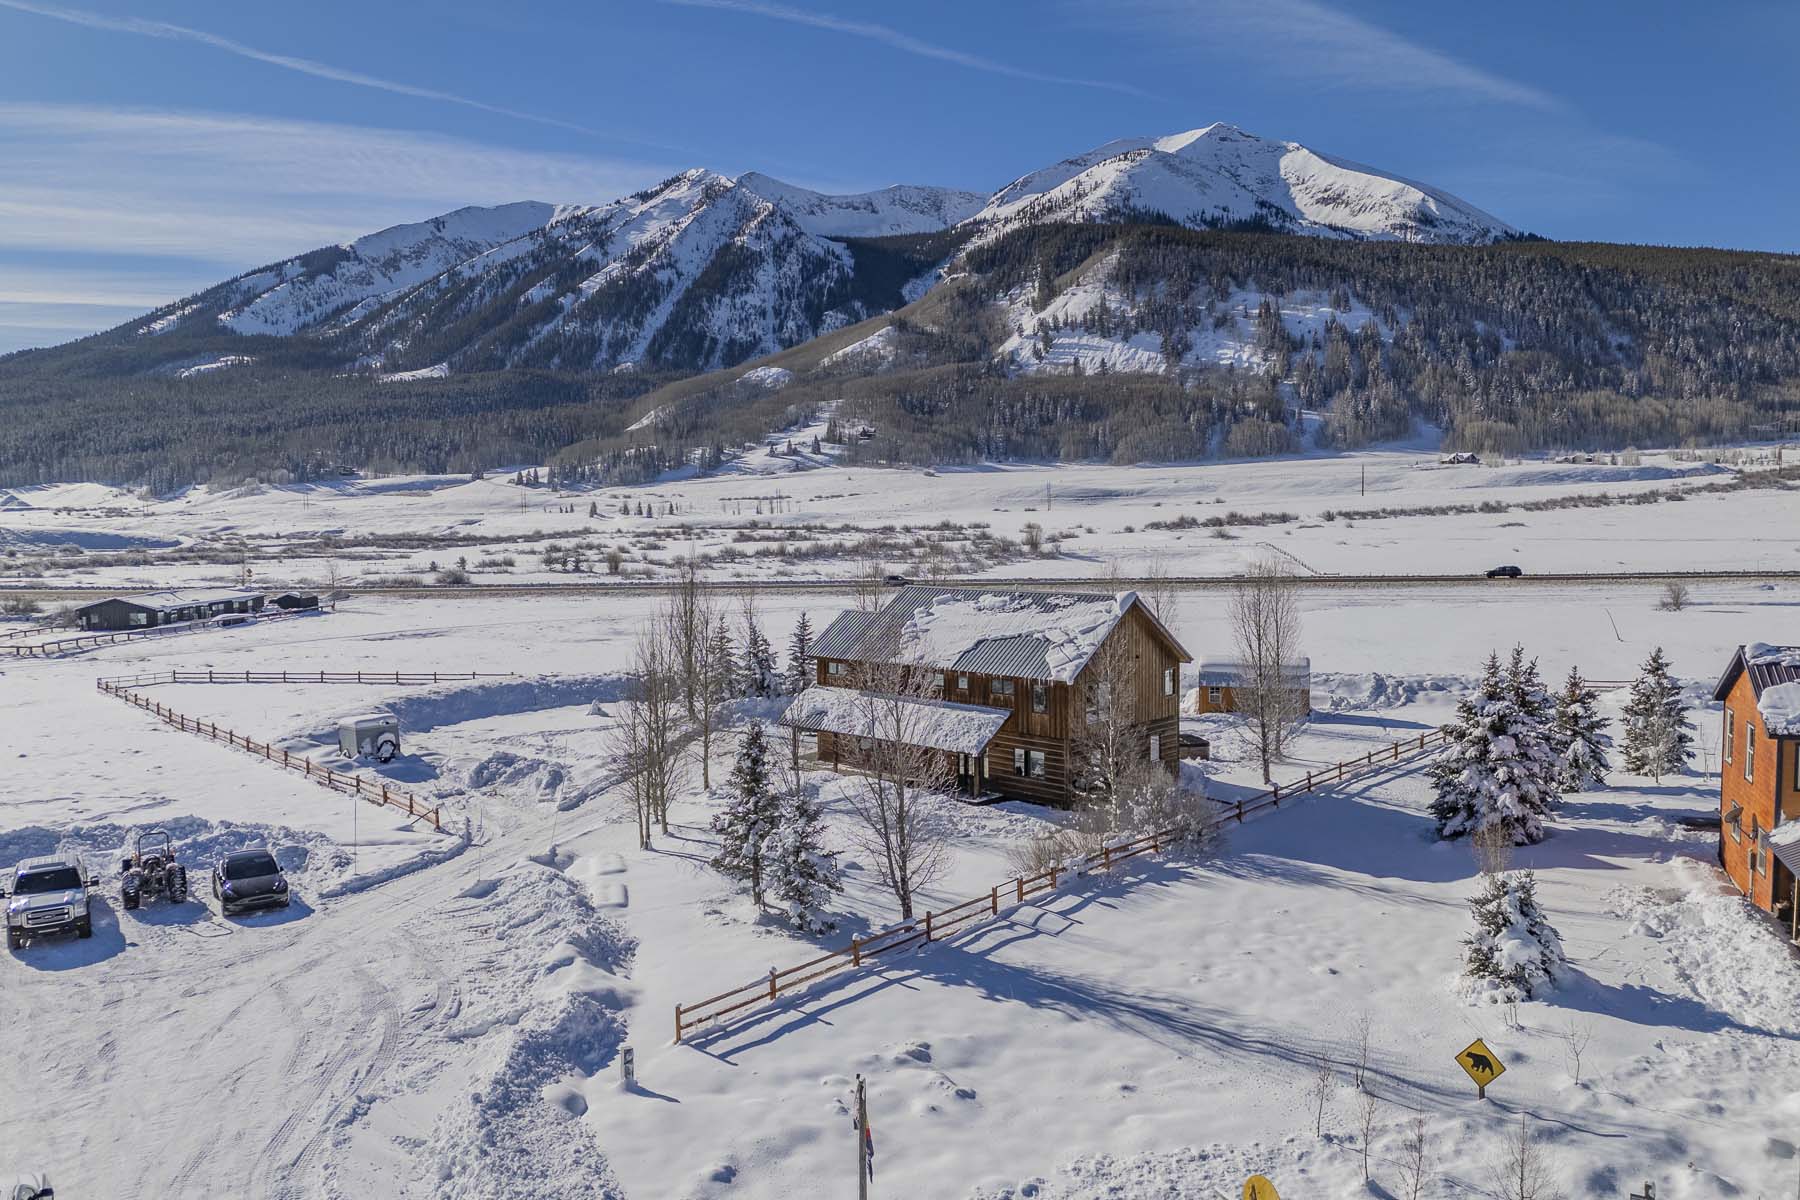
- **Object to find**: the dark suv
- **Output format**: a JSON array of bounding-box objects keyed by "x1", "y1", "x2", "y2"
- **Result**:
[
  {"x1": 1485, "y1": 565, "x2": 1524, "y2": 579},
  {"x1": 211, "y1": 848, "x2": 291, "y2": 915}
]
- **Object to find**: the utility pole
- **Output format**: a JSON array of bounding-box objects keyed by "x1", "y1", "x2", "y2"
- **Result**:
[
  {"x1": 1360, "y1": 464, "x2": 1366, "y2": 497},
  {"x1": 855, "y1": 1074, "x2": 870, "y2": 1199}
]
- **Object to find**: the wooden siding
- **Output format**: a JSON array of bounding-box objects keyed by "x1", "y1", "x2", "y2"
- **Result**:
[
  {"x1": 1720, "y1": 670, "x2": 1800, "y2": 914},
  {"x1": 808, "y1": 603, "x2": 1189, "y2": 805},
  {"x1": 1190, "y1": 683, "x2": 1313, "y2": 715}
]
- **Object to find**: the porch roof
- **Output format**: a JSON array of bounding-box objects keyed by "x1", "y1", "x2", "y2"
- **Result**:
[{"x1": 779, "y1": 686, "x2": 1009, "y2": 756}]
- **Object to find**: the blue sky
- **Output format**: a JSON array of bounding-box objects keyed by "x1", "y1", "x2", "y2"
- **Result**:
[{"x1": 1, "y1": 0, "x2": 1794, "y2": 354}]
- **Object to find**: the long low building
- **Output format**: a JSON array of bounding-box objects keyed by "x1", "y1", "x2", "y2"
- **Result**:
[{"x1": 74, "y1": 589, "x2": 265, "y2": 631}]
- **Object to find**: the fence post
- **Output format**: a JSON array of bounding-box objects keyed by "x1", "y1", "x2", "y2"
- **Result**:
[
  {"x1": 675, "y1": 1004, "x2": 683, "y2": 1044},
  {"x1": 1305, "y1": 771, "x2": 1314, "y2": 792},
  {"x1": 852, "y1": 936, "x2": 861, "y2": 967},
  {"x1": 1102, "y1": 844, "x2": 1113, "y2": 872},
  {"x1": 1236, "y1": 800, "x2": 1244, "y2": 823},
  {"x1": 208, "y1": 669, "x2": 213, "y2": 683},
  {"x1": 1393, "y1": 742, "x2": 1400, "y2": 761},
  {"x1": 1049, "y1": 865, "x2": 1058, "y2": 889},
  {"x1": 1016, "y1": 877, "x2": 1024, "y2": 903},
  {"x1": 924, "y1": 911, "x2": 933, "y2": 942},
  {"x1": 767, "y1": 968, "x2": 778, "y2": 1001},
  {"x1": 990, "y1": 885, "x2": 998, "y2": 915}
]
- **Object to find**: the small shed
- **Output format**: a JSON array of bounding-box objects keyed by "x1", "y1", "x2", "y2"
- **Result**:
[
  {"x1": 1177, "y1": 731, "x2": 1211, "y2": 761},
  {"x1": 1188, "y1": 657, "x2": 1312, "y2": 715},
  {"x1": 337, "y1": 714, "x2": 400, "y2": 762},
  {"x1": 269, "y1": 593, "x2": 320, "y2": 611}
]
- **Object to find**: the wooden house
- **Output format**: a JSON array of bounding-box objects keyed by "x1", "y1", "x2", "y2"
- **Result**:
[
  {"x1": 781, "y1": 586, "x2": 1190, "y2": 805},
  {"x1": 1187, "y1": 656, "x2": 1311, "y2": 715},
  {"x1": 1713, "y1": 643, "x2": 1800, "y2": 932}
]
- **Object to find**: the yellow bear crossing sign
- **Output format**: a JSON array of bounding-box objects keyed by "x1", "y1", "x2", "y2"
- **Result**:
[
  {"x1": 1243, "y1": 1176, "x2": 1280, "y2": 1200},
  {"x1": 1456, "y1": 1038, "x2": 1506, "y2": 1098}
]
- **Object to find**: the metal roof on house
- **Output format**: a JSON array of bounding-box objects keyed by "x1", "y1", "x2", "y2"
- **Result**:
[
  {"x1": 808, "y1": 585, "x2": 1189, "y2": 683},
  {"x1": 1713, "y1": 643, "x2": 1800, "y2": 736},
  {"x1": 77, "y1": 588, "x2": 262, "y2": 614}
]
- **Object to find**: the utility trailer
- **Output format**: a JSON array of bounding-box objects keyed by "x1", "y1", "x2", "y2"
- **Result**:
[{"x1": 337, "y1": 713, "x2": 400, "y2": 763}]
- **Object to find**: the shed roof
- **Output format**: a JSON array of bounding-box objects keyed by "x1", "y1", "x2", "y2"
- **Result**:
[
  {"x1": 1195, "y1": 657, "x2": 1311, "y2": 686},
  {"x1": 779, "y1": 687, "x2": 1010, "y2": 756},
  {"x1": 810, "y1": 585, "x2": 1189, "y2": 684}
]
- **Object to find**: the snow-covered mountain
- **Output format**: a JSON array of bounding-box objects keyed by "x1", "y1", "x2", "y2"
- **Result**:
[
  {"x1": 972, "y1": 123, "x2": 1515, "y2": 244},
  {"x1": 106, "y1": 123, "x2": 1516, "y2": 377}
]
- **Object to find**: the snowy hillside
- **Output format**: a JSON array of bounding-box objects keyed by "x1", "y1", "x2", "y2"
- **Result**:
[
  {"x1": 972, "y1": 123, "x2": 1517, "y2": 244},
  {"x1": 168, "y1": 202, "x2": 557, "y2": 338},
  {"x1": 736, "y1": 172, "x2": 986, "y2": 237}
]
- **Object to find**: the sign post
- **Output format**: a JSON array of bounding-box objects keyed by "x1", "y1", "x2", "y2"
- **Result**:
[
  {"x1": 1455, "y1": 1038, "x2": 1506, "y2": 1100},
  {"x1": 1244, "y1": 1175, "x2": 1280, "y2": 1200},
  {"x1": 620, "y1": 1045, "x2": 635, "y2": 1089},
  {"x1": 855, "y1": 1074, "x2": 871, "y2": 1199}
]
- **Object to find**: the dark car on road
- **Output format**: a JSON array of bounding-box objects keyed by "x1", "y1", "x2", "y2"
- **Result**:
[
  {"x1": 211, "y1": 848, "x2": 290, "y2": 915},
  {"x1": 1485, "y1": 565, "x2": 1524, "y2": 579}
]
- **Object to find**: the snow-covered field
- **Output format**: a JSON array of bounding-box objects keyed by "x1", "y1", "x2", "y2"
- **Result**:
[
  {"x1": 2, "y1": 558, "x2": 1795, "y2": 1196},
  {"x1": 1, "y1": 443, "x2": 1796, "y2": 596}
]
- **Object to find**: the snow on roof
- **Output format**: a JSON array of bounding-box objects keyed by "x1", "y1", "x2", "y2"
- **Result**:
[
  {"x1": 811, "y1": 586, "x2": 1157, "y2": 683},
  {"x1": 779, "y1": 687, "x2": 1009, "y2": 756},
  {"x1": 82, "y1": 588, "x2": 262, "y2": 613},
  {"x1": 1195, "y1": 657, "x2": 1311, "y2": 686},
  {"x1": 1759, "y1": 681, "x2": 1800, "y2": 739},
  {"x1": 1725, "y1": 644, "x2": 1800, "y2": 734}
]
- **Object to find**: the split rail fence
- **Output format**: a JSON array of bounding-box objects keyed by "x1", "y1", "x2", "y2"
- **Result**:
[
  {"x1": 674, "y1": 725, "x2": 1451, "y2": 1043},
  {"x1": 94, "y1": 670, "x2": 512, "y2": 830},
  {"x1": 3, "y1": 609, "x2": 315, "y2": 658}
]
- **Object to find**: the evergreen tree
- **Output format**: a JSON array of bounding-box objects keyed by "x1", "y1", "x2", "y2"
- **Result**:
[
  {"x1": 708, "y1": 615, "x2": 737, "y2": 702},
  {"x1": 1428, "y1": 651, "x2": 1559, "y2": 845},
  {"x1": 739, "y1": 612, "x2": 776, "y2": 699},
  {"x1": 1621, "y1": 647, "x2": 1693, "y2": 780},
  {"x1": 784, "y1": 612, "x2": 815, "y2": 695},
  {"x1": 1462, "y1": 871, "x2": 1566, "y2": 1003},
  {"x1": 764, "y1": 779, "x2": 843, "y2": 932},
  {"x1": 710, "y1": 722, "x2": 780, "y2": 905},
  {"x1": 1553, "y1": 668, "x2": 1612, "y2": 792}
]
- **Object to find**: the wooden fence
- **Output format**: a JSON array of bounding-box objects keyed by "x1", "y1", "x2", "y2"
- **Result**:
[
  {"x1": 1, "y1": 609, "x2": 318, "y2": 658},
  {"x1": 88, "y1": 671, "x2": 517, "y2": 831},
  {"x1": 674, "y1": 725, "x2": 1450, "y2": 1043}
]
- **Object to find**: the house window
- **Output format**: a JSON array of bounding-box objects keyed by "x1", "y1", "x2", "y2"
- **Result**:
[
  {"x1": 991, "y1": 679, "x2": 1015, "y2": 701},
  {"x1": 1031, "y1": 682, "x2": 1048, "y2": 713},
  {"x1": 1723, "y1": 709, "x2": 1734, "y2": 762},
  {"x1": 1208, "y1": 686, "x2": 1223, "y2": 705},
  {"x1": 1745, "y1": 724, "x2": 1755, "y2": 782},
  {"x1": 1149, "y1": 734, "x2": 1162, "y2": 762},
  {"x1": 957, "y1": 675, "x2": 969, "y2": 692},
  {"x1": 1162, "y1": 668, "x2": 1175, "y2": 697},
  {"x1": 128, "y1": 612, "x2": 148, "y2": 627},
  {"x1": 826, "y1": 661, "x2": 845, "y2": 677},
  {"x1": 1013, "y1": 748, "x2": 1046, "y2": 777}
]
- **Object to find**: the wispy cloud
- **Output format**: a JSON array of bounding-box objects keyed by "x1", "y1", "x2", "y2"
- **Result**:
[
  {"x1": 0, "y1": 0, "x2": 602, "y2": 135},
  {"x1": 662, "y1": 0, "x2": 1153, "y2": 98},
  {"x1": 1107, "y1": 0, "x2": 1561, "y2": 111},
  {"x1": 0, "y1": 104, "x2": 673, "y2": 349}
]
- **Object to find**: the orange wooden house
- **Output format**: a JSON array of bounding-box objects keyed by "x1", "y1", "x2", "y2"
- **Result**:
[{"x1": 1712, "y1": 643, "x2": 1800, "y2": 930}]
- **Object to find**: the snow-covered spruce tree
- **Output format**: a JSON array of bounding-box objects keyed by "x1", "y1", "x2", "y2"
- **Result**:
[
  {"x1": 737, "y1": 605, "x2": 777, "y2": 699},
  {"x1": 1621, "y1": 647, "x2": 1693, "y2": 781},
  {"x1": 710, "y1": 721, "x2": 781, "y2": 906},
  {"x1": 708, "y1": 614, "x2": 737, "y2": 702},
  {"x1": 1553, "y1": 668, "x2": 1612, "y2": 792},
  {"x1": 1428, "y1": 651, "x2": 1560, "y2": 845},
  {"x1": 764, "y1": 779, "x2": 843, "y2": 932},
  {"x1": 1462, "y1": 870, "x2": 1566, "y2": 1003},
  {"x1": 784, "y1": 611, "x2": 815, "y2": 695},
  {"x1": 1506, "y1": 648, "x2": 1560, "y2": 807}
]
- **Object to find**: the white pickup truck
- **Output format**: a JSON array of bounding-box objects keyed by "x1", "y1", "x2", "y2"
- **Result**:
[{"x1": 2, "y1": 855, "x2": 94, "y2": 949}]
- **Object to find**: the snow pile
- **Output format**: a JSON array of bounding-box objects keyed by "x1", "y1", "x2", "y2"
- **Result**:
[
  {"x1": 0, "y1": 816, "x2": 348, "y2": 893},
  {"x1": 1315, "y1": 671, "x2": 1459, "y2": 710},
  {"x1": 174, "y1": 355, "x2": 255, "y2": 379},
  {"x1": 429, "y1": 863, "x2": 636, "y2": 1198},
  {"x1": 1612, "y1": 881, "x2": 1800, "y2": 1035},
  {"x1": 899, "y1": 591, "x2": 1133, "y2": 683}
]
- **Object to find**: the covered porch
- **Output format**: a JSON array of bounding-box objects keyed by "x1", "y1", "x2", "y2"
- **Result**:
[{"x1": 777, "y1": 686, "x2": 1009, "y2": 799}]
